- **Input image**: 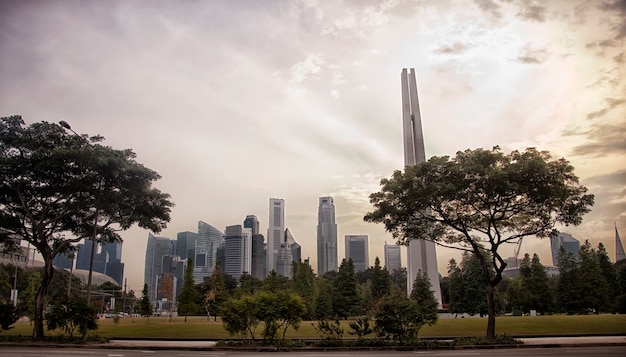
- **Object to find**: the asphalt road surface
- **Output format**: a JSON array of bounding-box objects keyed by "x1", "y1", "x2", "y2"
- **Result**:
[{"x1": 1, "y1": 347, "x2": 625, "y2": 357}]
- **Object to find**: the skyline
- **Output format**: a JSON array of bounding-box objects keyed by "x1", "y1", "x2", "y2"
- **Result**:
[{"x1": 1, "y1": 0, "x2": 624, "y2": 293}]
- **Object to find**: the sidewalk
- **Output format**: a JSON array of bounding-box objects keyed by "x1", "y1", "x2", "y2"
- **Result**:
[
  {"x1": 101, "y1": 335, "x2": 626, "y2": 350},
  {"x1": 519, "y1": 335, "x2": 626, "y2": 346}
]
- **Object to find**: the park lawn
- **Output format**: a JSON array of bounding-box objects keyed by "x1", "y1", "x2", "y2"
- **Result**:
[{"x1": 5, "y1": 314, "x2": 625, "y2": 339}]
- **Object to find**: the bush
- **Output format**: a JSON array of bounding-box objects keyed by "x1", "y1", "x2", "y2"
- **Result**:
[
  {"x1": 45, "y1": 297, "x2": 98, "y2": 338},
  {"x1": 454, "y1": 334, "x2": 521, "y2": 345},
  {"x1": 0, "y1": 303, "x2": 19, "y2": 332}
]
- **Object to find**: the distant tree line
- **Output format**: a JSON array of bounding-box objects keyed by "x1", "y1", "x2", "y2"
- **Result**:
[{"x1": 440, "y1": 240, "x2": 626, "y2": 316}]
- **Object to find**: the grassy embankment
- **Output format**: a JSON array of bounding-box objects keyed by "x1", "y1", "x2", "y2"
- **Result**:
[{"x1": 4, "y1": 314, "x2": 625, "y2": 339}]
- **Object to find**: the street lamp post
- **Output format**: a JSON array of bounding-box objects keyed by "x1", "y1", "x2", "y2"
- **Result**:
[{"x1": 59, "y1": 120, "x2": 99, "y2": 341}]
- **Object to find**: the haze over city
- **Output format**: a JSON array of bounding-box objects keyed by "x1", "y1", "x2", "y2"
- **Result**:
[{"x1": 1, "y1": 0, "x2": 624, "y2": 293}]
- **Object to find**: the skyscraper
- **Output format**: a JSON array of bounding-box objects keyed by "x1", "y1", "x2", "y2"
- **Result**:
[
  {"x1": 101, "y1": 241, "x2": 124, "y2": 285},
  {"x1": 251, "y1": 233, "x2": 266, "y2": 279},
  {"x1": 317, "y1": 196, "x2": 338, "y2": 276},
  {"x1": 176, "y1": 231, "x2": 199, "y2": 261},
  {"x1": 286, "y1": 227, "x2": 300, "y2": 265},
  {"x1": 243, "y1": 215, "x2": 260, "y2": 235},
  {"x1": 101, "y1": 241, "x2": 122, "y2": 262},
  {"x1": 144, "y1": 233, "x2": 175, "y2": 303},
  {"x1": 194, "y1": 221, "x2": 224, "y2": 284},
  {"x1": 223, "y1": 225, "x2": 252, "y2": 280},
  {"x1": 401, "y1": 68, "x2": 442, "y2": 306},
  {"x1": 384, "y1": 242, "x2": 402, "y2": 272},
  {"x1": 75, "y1": 239, "x2": 94, "y2": 270},
  {"x1": 550, "y1": 232, "x2": 580, "y2": 266},
  {"x1": 52, "y1": 252, "x2": 73, "y2": 270},
  {"x1": 345, "y1": 235, "x2": 369, "y2": 272},
  {"x1": 267, "y1": 198, "x2": 285, "y2": 275}
]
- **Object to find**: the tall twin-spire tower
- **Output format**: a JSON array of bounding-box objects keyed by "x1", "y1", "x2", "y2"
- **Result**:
[{"x1": 401, "y1": 68, "x2": 442, "y2": 307}]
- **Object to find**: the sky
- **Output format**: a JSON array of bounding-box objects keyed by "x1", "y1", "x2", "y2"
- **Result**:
[{"x1": 1, "y1": 0, "x2": 624, "y2": 293}]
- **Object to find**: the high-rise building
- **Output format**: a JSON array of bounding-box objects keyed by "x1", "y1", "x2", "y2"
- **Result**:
[
  {"x1": 251, "y1": 233, "x2": 266, "y2": 279},
  {"x1": 267, "y1": 198, "x2": 285, "y2": 275},
  {"x1": 194, "y1": 221, "x2": 224, "y2": 284},
  {"x1": 345, "y1": 235, "x2": 369, "y2": 272},
  {"x1": 144, "y1": 233, "x2": 175, "y2": 303},
  {"x1": 93, "y1": 250, "x2": 109, "y2": 274},
  {"x1": 159, "y1": 254, "x2": 185, "y2": 304},
  {"x1": 100, "y1": 241, "x2": 124, "y2": 285},
  {"x1": 52, "y1": 252, "x2": 74, "y2": 270},
  {"x1": 286, "y1": 228, "x2": 300, "y2": 265},
  {"x1": 244, "y1": 215, "x2": 260, "y2": 236},
  {"x1": 102, "y1": 241, "x2": 122, "y2": 261},
  {"x1": 223, "y1": 225, "x2": 252, "y2": 280},
  {"x1": 317, "y1": 196, "x2": 338, "y2": 276},
  {"x1": 401, "y1": 68, "x2": 442, "y2": 306},
  {"x1": 384, "y1": 242, "x2": 402, "y2": 272},
  {"x1": 75, "y1": 239, "x2": 94, "y2": 270},
  {"x1": 176, "y1": 231, "x2": 199, "y2": 261},
  {"x1": 106, "y1": 259, "x2": 124, "y2": 286},
  {"x1": 550, "y1": 232, "x2": 580, "y2": 266}
]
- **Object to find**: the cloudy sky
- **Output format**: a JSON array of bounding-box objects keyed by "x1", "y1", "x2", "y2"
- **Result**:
[{"x1": 1, "y1": 0, "x2": 624, "y2": 292}]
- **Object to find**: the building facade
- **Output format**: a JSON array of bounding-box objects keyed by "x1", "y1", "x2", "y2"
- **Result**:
[
  {"x1": 384, "y1": 242, "x2": 402, "y2": 272},
  {"x1": 401, "y1": 68, "x2": 442, "y2": 306},
  {"x1": 251, "y1": 233, "x2": 266, "y2": 279},
  {"x1": 223, "y1": 225, "x2": 252, "y2": 280},
  {"x1": 550, "y1": 232, "x2": 580, "y2": 266},
  {"x1": 317, "y1": 196, "x2": 338, "y2": 276},
  {"x1": 267, "y1": 198, "x2": 285, "y2": 276},
  {"x1": 193, "y1": 221, "x2": 224, "y2": 284},
  {"x1": 345, "y1": 235, "x2": 369, "y2": 272},
  {"x1": 176, "y1": 231, "x2": 199, "y2": 261},
  {"x1": 144, "y1": 233, "x2": 175, "y2": 304}
]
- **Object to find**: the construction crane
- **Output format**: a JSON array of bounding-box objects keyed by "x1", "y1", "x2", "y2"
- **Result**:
[{"x1": 513, "y1": 238, "x2": 523, "y2": 268}]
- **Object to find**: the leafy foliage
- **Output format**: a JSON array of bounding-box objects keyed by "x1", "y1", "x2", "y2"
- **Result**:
[
  {"x1": 290, "y1": 259, "x2": 317, "y2": 320},
  {"x1": 0, "y1": 116, "x2": 173, "y2": 340},
  {"x1": 508, "y1": 254, "x2": 553, "y2": 314},
  {"x1": 221, "y1": 295, "x2": 259, "y2": 340},
  {"x1": 0, "y1": 302, "x2": 18, "y2": 332},
  {"x1": 332, "y1": 258, "x2": 359, "y2": 319},
  {"x1": 365, "y1": 147, "x2": 593, "y2": 340},
  {"x1": 178, "y1": 258, "x2": 200, "y2": 320},
  {"x1": 348, "y1": 317, "x2": 373, "y2": 339},
  {"x1": 45, "y1": 298, "x2": 97, "y2": 338},
  {"x1": 221, "y1": 290, "x2": 305, "y2": 344},
  {"x1": 314, "y1": 319, "x2": 344, "y2": 340},
  {"x1": 140, "y1": 284, "x2": 152, "y2": 321},
  {"x1": 409, "y1": 271, "x2": 439, "y2": 325},
  {"x1": 373, "y1": 292, "x2": 430, "y2": 344}
]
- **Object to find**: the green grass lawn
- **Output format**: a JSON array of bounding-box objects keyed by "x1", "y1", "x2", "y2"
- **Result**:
[{"x1": 5, "y1": 314, "x2": 625, "y2": 339}]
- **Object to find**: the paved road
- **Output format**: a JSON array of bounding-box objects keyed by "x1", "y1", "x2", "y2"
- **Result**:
[{"x1": 1, "y1": 346, "x2": 625, "y2": 357}]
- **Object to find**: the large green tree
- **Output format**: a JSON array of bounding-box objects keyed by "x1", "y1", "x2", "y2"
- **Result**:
[
  {"x1": 409, "y1": 271, "x2": 439, "y2": 326},
  {"x1": 365, "y1": 147, "x2": 593, "y2": 340},
  {"x1": 332, "y1": 258, "x2": 359, "y2": 319},
  {"x1": 578, "y1": 240, "x2": 611, "y2": 313},
  {"x1": 291, "y1": 259, "x2": 317, "y2": 320},
  {"x1": 555, "y1": 246, "x2": 581, "y2": 313},
  {"x1": 370, "y1": 257, "x2": 392, "y2": 301},
  {"x1": 0, "y1": 116, "x2": 173, "y2": 340},
  {"x1": 178, "y1": 258, "x2": 199, "y2": 321},
  {"x1": 140, "y1": 284, "x2": 153, "y2": 322},
  {"x1": 447, "y1": 253, "x2": 491, "y2": 316}
]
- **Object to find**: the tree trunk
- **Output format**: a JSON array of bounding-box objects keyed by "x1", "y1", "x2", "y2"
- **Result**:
[
  {"x1": 485, "y1": 283, "x2": 496, "y2": 342},
  {"x1": 32, "y1": 255, "x2": 54, "y2": 341}
]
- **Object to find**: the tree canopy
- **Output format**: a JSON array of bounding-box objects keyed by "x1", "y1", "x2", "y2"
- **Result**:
[
  {"x1": 0, "y1": 116, "x2": 173, "y2": 340},
  {"x1": 365, "y1": 146, "x2": 593, "y2": 340}
]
